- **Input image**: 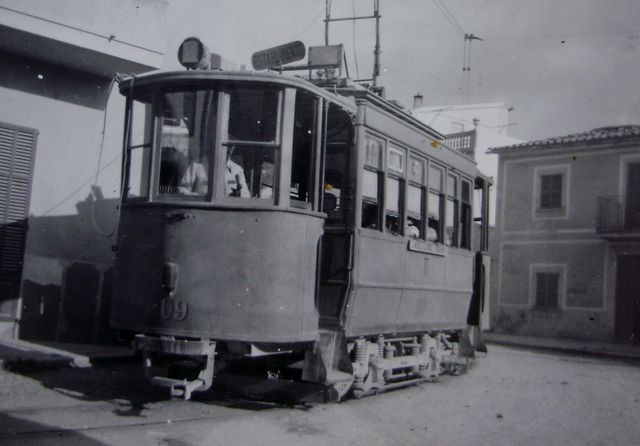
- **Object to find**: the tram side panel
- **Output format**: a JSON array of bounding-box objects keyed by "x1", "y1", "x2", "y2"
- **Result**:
[
  {"x1": 111, "y1": 207, "x2": 323, "y2": 343},
  {"x1": 344, "y1": 232, "x2": 474, "y2": 337}
]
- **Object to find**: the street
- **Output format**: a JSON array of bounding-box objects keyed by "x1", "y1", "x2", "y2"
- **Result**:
[{"x1": 0, "y1": 344, "x2": 638, "y2": 445}]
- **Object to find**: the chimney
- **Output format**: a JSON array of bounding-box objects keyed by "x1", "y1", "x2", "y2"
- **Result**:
[{"x1": 413, "y1": 93, "x2": 423, "y2": 109}]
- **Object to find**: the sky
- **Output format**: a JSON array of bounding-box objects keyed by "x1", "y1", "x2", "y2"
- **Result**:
[{"x1": 160, "y1": 0, "x2": 640, "y2": 142}]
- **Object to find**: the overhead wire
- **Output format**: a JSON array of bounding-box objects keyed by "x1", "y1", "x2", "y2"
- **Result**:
[{"x1": 352, "y1": 0, "x2": 361, "y2": 80}]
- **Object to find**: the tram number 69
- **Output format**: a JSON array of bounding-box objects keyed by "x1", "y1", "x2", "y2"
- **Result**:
[{"x1": 160, "y1": 298, "x2": 189, "y2": 321}]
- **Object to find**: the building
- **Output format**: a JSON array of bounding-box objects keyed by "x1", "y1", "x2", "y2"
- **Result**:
[
  {"x1": 410, "y1": 101, "x2": 523, "y2": 226},
  {"x1": 489, "y1": 126, "x2": 640, "y2": 344},
  {"x1": 0, "y1": 1, "x2": 168, "y2": 341}
]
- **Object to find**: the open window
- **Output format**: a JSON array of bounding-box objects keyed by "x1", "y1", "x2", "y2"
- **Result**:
[
  {"x1": 323, "y1": 103, "x2": 354, "y2": 224},
  {"x1": 361, "y1": 135, "x2": 383, "y2": 230},
  {"x1": 428, "y1": 164, "x2": 444, "y2": 242},
  {"x1": 407, "y1": 156, "x2": 426, "y2": 239}
]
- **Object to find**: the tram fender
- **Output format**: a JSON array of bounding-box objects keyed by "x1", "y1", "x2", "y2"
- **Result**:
[{"x1": 302, "y1": 329, "x2": 353, "y2": 385}]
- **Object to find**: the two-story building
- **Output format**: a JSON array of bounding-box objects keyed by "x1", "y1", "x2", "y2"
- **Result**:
[{"x1": 489, "y1": 126, "x2": 640, "y2": 344}]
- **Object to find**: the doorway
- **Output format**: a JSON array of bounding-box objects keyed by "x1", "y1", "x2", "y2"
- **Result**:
[{"x1": 615, "y1": 255, "x2": 640, "y2": 344}]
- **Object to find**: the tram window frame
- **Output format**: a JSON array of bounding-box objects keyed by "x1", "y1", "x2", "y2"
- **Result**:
[
  {"x1": 323, "y1": 102, "x2": 354, "y2": 223},
  {"x1": 361, "y1": 134, "x2": 384, "y2": 231},
  {"x1": 219, "y1": 85, "x2": 284, "y2": 202},
  {"x1": 428, "y1": 164, "x2": 445, "y2": 243},
  {"x1": 123, "y1": 91, "x2": 154, "y2": 201},
  {"x1": 446, "y1": 173, "x2": 460, "y2": 247},
  {"x1": 407, "y1": 156, "x2": 426, "y2": 240},
  {"x1": 154, "y1": 88, "x2": 219, "y2": 201},
  {"x1": 385, "y1": 145, "x2": 406, "y2": 236},
  {"x1": 460, "y1": 178, "x2": 472, "y2": 250}
]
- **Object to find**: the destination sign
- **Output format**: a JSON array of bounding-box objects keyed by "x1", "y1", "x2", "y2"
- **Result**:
[
  {"x1": 251, "y1": 41, "x2": 306, "y2": 71},
  {"x1": 408, "y1": 239, "x2": 448, "y2": 256}
]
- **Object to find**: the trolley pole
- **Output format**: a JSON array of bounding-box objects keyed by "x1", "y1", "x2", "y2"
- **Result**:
[{"x1": 323, "y1": 0, "x2": 382, "y2": 89}]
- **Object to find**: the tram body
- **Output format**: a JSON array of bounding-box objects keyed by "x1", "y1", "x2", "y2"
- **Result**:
[{"x1": 111, "y1": 64, "x2": 491, "y2": 401}]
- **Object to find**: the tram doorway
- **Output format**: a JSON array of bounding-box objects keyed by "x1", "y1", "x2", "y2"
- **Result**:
[{"x1": 615, "y1": 255, "x2": 640, "y2": 344}]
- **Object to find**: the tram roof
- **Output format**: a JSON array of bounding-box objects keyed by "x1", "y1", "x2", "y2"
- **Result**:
[{"x1": 118, "y1": 69, "x2": 444, "y2": 141}]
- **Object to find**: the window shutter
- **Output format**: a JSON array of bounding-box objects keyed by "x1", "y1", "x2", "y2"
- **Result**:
[{"x1": 0, "y1": 123, "x2": 38, "y2": 283}]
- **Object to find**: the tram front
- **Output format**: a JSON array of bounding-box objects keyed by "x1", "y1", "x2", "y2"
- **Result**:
[{"x1": 110, "y1": 71, "x2": 353, "y2": 398}]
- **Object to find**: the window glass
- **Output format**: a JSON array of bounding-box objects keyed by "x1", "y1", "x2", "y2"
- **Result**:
[
  {"x1": 540, "y1": 173, "x2": 563, "y2": 208},
  {"x1": 324, "y1": 104, "x2": 353, "y2": 224},
  {"x1": 460, "y1": 179, "x2": 472, "y2": 249},
  {"x1": 362, "y1": 169, "x2": 380, "y2": 230},
  {"x1": 125, "y1": 95, "x2": 153, "y2": 199},
  {"x1": 407, "y1": 184, "x2": 423, "y2": 239},
  {"x1": 365, "y1": 136, "x2": 382, "y2": 169},
  {"x1": 385, "y1": 177, "x2": 401, "y2": 235},
  {"x1": 291, "y1": 91, "x2": 316, "y2": 206},
  {"x1": 408, "y1": 157, "x2": 424, "y2": 184},
  {"x1": 158, "y1": 90, "x2": 217, "y2": 197},
  {"x1": 429, "y1": 165, "x2": 443, "y2": 190},
  {"x1": 228, "y1": 87, "x2": 279, "y2": 142},
  {"x1": 363, "y1": 169, "x2": 379, "y2": 200},
  {"x1": 446, "y1": 174, "x2": 459, "y2": 246},
  {"x1": 428, "y1": 191, "x2": 441, "y2": 242},
  {"x1": 536, "y1": 272, "x2": 559, "y2": 308},
  {"x1": 225, "y1": 145, "x2": 274, "y2": 198}
]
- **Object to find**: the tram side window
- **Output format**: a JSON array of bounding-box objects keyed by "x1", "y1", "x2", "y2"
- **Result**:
[
  {"x1": 125, "y1": 92, "x2": 153, "y2": 199},
  {"x1": 324, "y1": 104, "x2": 354, "y2": 223},
  {"x1": 158, "y1": 90, "x2": 217, "y2": 197},
  {"x1": 428, "y1": 165, "x2": 444, "y2": 243},
  {"x1": 446, "y1": 173, "x2": 459, "y2": 246},
  {"x1": 385, "y1": 146, "x2": 405, "y2": 235},
  {"x1": 361, "y1": 136, "x2": 383, "y2": 230},
  {"x1": 460, "y1": 179, "x2": 472, "y2": 249},
  {"x1": 407, "y1": 156, "x2": 426, "y2": 239},
  {"x1": 291, "y1": 91, "x2": 316, "y2": 206},
  {"x1": 225, "y1": 86, "x2": 280, "y2": 199}
]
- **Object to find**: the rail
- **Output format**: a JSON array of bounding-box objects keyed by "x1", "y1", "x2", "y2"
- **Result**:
[{"x1": 596, "y1": 195, "x2": 640, "y2": 233}]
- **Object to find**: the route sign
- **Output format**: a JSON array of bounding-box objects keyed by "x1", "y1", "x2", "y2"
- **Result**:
[{"x1": 251, "y1": 41, "x2": 306, "y2": 71}]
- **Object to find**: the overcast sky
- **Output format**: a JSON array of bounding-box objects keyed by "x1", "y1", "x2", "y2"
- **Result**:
[{"x1": 161, "y1": 0, "x2": 640, "y2": 142}]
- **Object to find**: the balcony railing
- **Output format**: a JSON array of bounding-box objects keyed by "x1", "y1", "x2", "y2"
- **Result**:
[{"x1": 596, "y1": 195, "x2": 640, "y2": 233}]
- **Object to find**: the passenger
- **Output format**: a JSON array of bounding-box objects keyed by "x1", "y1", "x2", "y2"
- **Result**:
[
  {"x1": 406, "y1": 220, "x2": 420, "y2": 238},
  {"x1": 225, "y1": 146, "x2": 250, "y2": 197},
  {"x1": 178, "y1": 158, "x2": 208, "y2": 195}
]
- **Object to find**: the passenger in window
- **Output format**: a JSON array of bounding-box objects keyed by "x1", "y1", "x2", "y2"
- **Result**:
[
  {"x1": 178, "y1": 153, "x2": 208, "y2": 195},
  {"x1": 427, "y1": 219, "x2": 439, "y2": 242},
  {"x1": 406, "y1": 220, "x2": 420, "y2": 238},
  {"x1": 225, "y1": 146, "x2": 250, "y2": 198}
]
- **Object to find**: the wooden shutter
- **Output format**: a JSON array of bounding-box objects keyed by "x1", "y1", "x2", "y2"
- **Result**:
[{"x1": 0, "y1": 122, "x2": 38, "y2": 283}]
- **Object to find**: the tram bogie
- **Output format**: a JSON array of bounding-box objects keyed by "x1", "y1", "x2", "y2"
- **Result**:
[{"x1": 110, "y1": 38, "x2": 492, "y2": 402}]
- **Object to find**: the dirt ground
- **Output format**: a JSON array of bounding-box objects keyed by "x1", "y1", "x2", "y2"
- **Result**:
[{"x1": 0, "y1": 345, "x2": 639, "y2": 445}]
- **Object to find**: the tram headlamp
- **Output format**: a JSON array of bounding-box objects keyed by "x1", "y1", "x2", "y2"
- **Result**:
[{"x1": 178, "y1": 37, "x2": 222, "y2": 70}]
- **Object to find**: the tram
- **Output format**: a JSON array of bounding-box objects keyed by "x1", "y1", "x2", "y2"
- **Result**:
[{"x1": 110, "y1": 38, "x2": 492, "y2": 402}]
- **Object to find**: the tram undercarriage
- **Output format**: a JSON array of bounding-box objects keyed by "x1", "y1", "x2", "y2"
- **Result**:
[{"x1": 135, "y1": 328, "x2": 475, "y2": 402}]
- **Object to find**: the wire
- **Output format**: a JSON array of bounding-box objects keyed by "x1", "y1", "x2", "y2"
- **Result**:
[
  {"x1": 352, "y1": 0, "x2": 361, "y2": 80},
  {"x1": 483, "y1": 29, "x2": 640, "y2": 41},
  {"x1": 432, "y1": 0, "x2": 464, "y2": 37},
  {"x1": 290, "y1": 1, "x2": 330, "y2": 40}
]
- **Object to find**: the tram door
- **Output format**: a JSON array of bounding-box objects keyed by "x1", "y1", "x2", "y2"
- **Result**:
[{"x1": 317, "y1": 104, "x2": 354, "y2": 324}]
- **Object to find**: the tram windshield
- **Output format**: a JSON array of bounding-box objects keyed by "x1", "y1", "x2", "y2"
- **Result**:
[{"x1": 124, "y1": 84, "x2": 282, "y2": 202}]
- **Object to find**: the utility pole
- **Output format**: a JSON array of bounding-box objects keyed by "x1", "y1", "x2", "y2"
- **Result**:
[{"x1": 324, "y1": 0, "x2": 382, "y2": 88}]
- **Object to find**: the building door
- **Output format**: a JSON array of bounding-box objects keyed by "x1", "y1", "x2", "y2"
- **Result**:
[
  {"x1": 625, "y1": 162, "x2": 640, "y2": 229},
  {"x1": 0, "y1": 122, "x2": 38, "y2": 332},
  {"x1": 615, "y1": 256, "x2": 640, "y2": 344}
]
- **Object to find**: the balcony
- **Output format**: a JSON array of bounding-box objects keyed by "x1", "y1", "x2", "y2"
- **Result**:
[{"x1": 596, "y1": 195, "x2": 640, "y2": 237}]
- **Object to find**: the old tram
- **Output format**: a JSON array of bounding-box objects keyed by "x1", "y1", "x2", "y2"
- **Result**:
[{"x1": 110, "y1": 38, "x2": 492, "y2": 401}]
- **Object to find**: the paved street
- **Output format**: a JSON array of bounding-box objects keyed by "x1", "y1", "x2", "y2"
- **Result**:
[{"x1": 0, "y1": 344, "x2": 639, "y2": 445}]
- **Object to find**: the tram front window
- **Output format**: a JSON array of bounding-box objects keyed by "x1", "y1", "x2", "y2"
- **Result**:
[{"x1": 158, "y1": 90, "x2": 217, "y2": 197}]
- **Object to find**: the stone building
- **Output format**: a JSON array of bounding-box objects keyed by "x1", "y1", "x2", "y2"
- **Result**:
[{"x1": 489, "y1": 126, "x2": 640, "y2": 343}]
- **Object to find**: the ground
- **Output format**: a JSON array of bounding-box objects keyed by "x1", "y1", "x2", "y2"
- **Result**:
[{"x1": 0, "y1": 345, "x2": 639, "y2": 445}]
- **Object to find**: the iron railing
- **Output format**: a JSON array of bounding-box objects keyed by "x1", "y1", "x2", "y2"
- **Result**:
[{"x1": 596, "y1": 195, "x2": 640, "y2": 233}]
